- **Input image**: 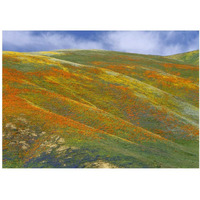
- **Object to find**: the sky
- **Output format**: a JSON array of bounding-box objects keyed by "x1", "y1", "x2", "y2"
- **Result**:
[{"x1": 2, "y1": 31, "x2": 199, "y2": 56}]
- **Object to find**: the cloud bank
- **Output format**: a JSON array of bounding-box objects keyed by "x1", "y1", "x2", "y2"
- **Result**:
[{"x1": 3, "y1": 31, "x2": 199, "y2": 56}]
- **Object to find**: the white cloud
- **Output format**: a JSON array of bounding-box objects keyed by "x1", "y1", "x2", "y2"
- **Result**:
[
  {"x1": 3, "y1": 31, "x2": 199, "y2": 55},
  {"x1": 187, "y1": 36, "x2": 199, "y2": 52},
  {"x1": 3, "y1": 31, "x2": 104, "y2": 52},
  {"x1": 102, "y1": 31, "x2": 161, "y2": 54},
  {"x1": 103, "y1": 31, "x2": 199, "y2": 55}
]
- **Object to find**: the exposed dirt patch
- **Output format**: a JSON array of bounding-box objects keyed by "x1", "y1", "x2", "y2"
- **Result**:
[{"x1": 85, "y1": 160, "x2": 117, "y2": 168}]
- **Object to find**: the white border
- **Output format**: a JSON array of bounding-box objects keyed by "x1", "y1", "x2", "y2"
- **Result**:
[{"x1": 0, "y1": 0, "x2": 200, "y2": 200}]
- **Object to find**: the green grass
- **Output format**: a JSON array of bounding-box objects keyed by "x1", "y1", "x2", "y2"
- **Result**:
[
  {"x1": 166, "y1": 50, "x2": 199, "y2": 65},
  {"x1": 3, "y1": 49, "x2": 199, "y2": 168}
]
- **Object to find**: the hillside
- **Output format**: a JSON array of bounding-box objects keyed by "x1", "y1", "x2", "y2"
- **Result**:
[
  {"x1": 166, "y1": 50, "x2": 199, "y2": 65},
  {"x1": 3, "y1": 50, "x2": 199, "y2": 168}
]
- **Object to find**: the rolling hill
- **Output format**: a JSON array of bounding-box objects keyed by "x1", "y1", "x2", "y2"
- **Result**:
[
  {"x1": 166, "y1": 50, "x2": 199, "y2": 65},
  {"x1": 2, "y1": 49, "x2": 199, "y2": 168}
]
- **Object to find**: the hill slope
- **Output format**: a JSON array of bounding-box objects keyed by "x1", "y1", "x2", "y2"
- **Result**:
[
  {"x1": 166, "y1": 50, "x2": 199, "y2": 65},
  {"x1": 3, "y1": 50, "x2": 199, "y2": 168}
]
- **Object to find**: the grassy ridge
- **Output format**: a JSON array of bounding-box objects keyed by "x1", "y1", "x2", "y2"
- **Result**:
[
  {"x1": 3, "y1": 50, "x2": 199, "y2": 168},
  {"x1": 166, "y1": 50, "x2": 199, "y2": 65}
]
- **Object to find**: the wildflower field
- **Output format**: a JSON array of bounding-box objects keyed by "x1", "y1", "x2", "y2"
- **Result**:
[{"x1": 3, "y1": 50, "x2": 199, "y2": 168}]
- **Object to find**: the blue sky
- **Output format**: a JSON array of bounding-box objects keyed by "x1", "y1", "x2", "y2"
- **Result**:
[{"x1": 2, "y1": 31, "x2": 199, "y2": 56}]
